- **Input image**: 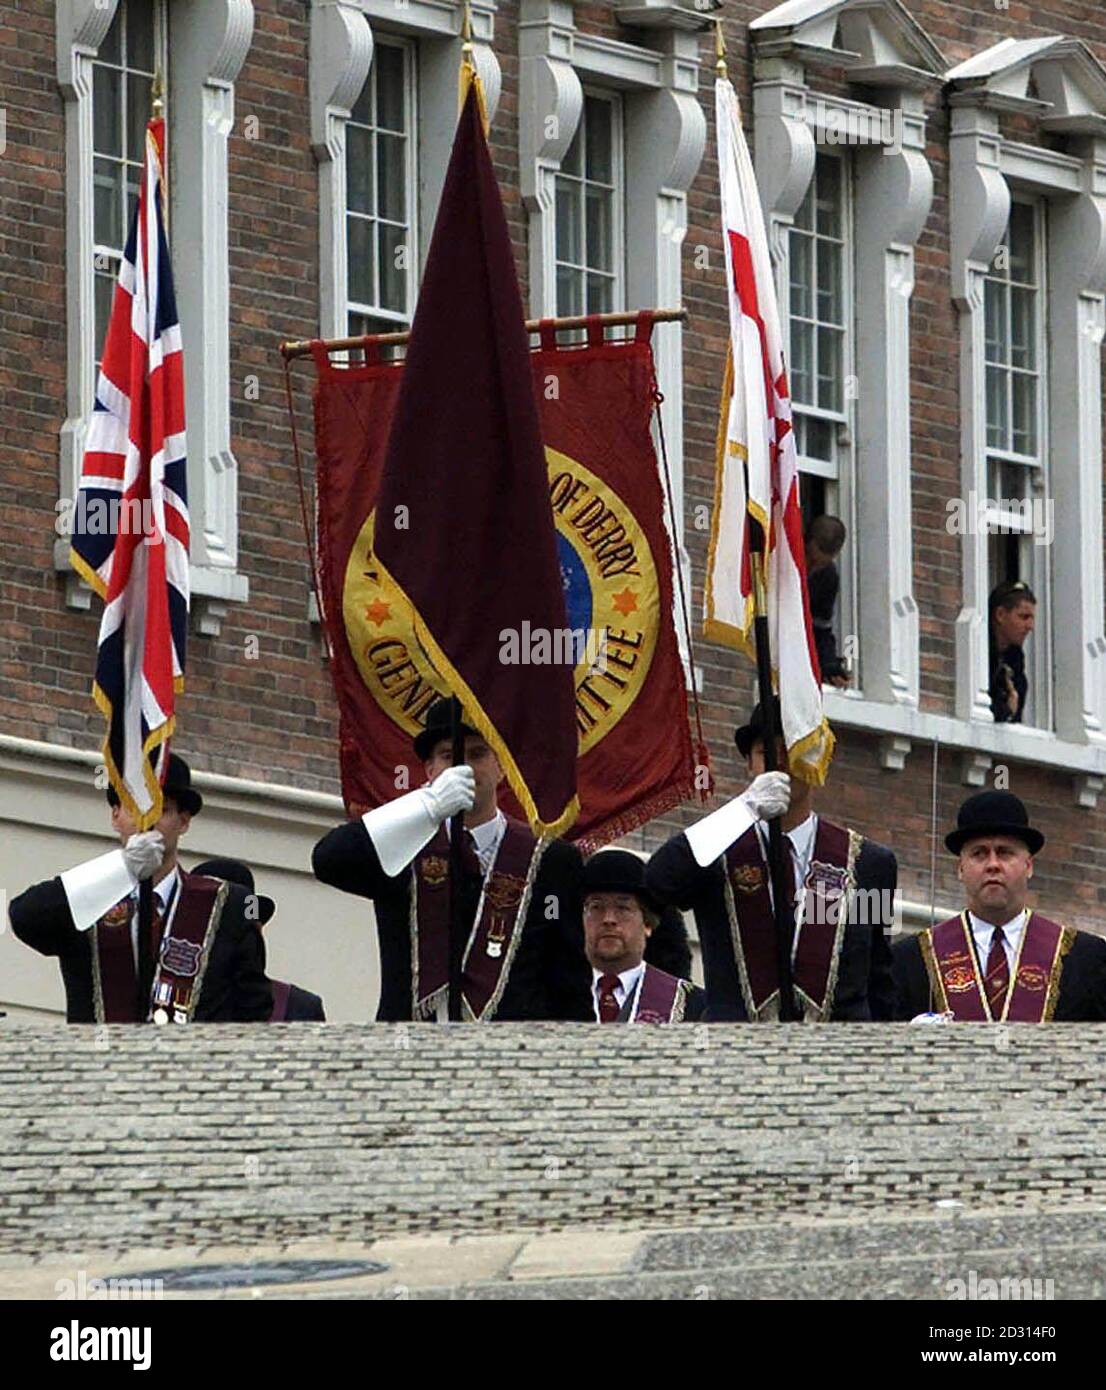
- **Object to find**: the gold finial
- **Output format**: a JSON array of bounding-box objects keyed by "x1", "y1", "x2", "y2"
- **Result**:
[
  {"x1": 461, "y1": 0, "x2": 473, "y2": 55},
  {"x1": 151, "y1": 70, "x2": 164, "y2": 119},
  {"x1": 715, "y1": 19, "x2": 727, "y2": 79}
]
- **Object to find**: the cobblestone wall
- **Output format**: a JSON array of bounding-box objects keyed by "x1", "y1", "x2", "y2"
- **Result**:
[{"x1": 2, "y1": 1024, "x2": 1103, "y2": 1259}]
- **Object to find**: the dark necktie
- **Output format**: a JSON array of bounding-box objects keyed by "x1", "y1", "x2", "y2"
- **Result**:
[
  {"x1": 598, "y1": 974, "x2": 621, "y2": 1023},
  {"x1": 459, "y1": 829, "x2": 482, "y2": 880},
  {"x1": 985, "y1": 926, "x2": 1010, "y2": 1018}
]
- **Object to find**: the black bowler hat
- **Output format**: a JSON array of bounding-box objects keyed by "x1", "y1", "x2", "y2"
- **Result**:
[
  {"x1": 413, "y1": 696, "x2": 480, "y2": 761},
  {"x1": 190, "y1": 858, "x2": 276, "y2": 925},
  {"x1": 582, "y1": 849, "x2": 659, "y2": 914},
  {"x1": 734, "y1": 697, "x2": 783, "y2": 759},
  {"x1": 945, "y1": 791, "x2": 1044, "y2": 857},
  {"x1": 105, "y1": 752, "x2": 203, "y2": 816}
]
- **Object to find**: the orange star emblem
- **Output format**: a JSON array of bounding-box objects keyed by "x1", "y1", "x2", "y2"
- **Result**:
[
  {"x1": 365, "y1": 599, "x2": 391, "y2": 626},
  {"x1": 611, "y1": 588, "x2": 638, "y2": 616}
]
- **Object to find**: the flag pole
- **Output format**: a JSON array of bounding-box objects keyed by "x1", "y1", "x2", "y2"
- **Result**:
[
  {"x1": 719, "y1": 26, "x2": 798, "y2": 1021},
  {"x1": 447, "y1": 697, "x2": 467, "y2": 1022},
  {"x1": 136, "y1": 72, "x2": 167, "y2": 1020},
  {"x1": 747, "y1": 524, "x2": 800, "y2": 1022}
]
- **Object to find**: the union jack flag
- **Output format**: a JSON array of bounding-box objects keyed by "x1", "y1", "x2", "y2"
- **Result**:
[{"x1": 69, "y1": 115, "x2": 189, "y2": 830}]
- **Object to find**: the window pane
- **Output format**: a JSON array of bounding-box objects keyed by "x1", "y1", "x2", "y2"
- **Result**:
[
  {"x1": 347, "y1": 215, "x2": 374, "y2": 307},
  {"x1": 1009, "y1": 287, "x2": 1035, "y2": 371},
  {"x1": 815, "y1": 158, "x2": 842, "y2": 238},
  {"x1": 100, "y1": 8, "x2": 122, "y2": 65},
  {"x1": 346, "y1": 125, "x2": 374, "y2": 215},
  {"x1": 789, "y1": 233, "x2": 813, "y2": 319},
  {"x1": 555, "y1": 179, "x2": 582, "y2": 265},
  {"x1": 585, "y1": 185, "x2": 613, "y2": 273},
  {"x1": 1012, "y1": 374, "x2": 1037, "y2": 456},
  {"x1": 799, "y1": 414, "x2": 834, "y2": 463},
  {"x1": 556, "y1": 263, "x2": 583, "y2": 317},
  {"x1": 375, "y1": 45, "x2": 405, "y2": 132},
  {"x1": 93, "y1": 65, "x2": 123, "y2": 157},
  {"x1": 586, "y1": 272, "x2": 614, "y2": 315},
  {"x1": 584, "y1": 98, "x2": 613, "y2": 183},
  {"x1": 794, "y1": 181, "x2": 814, "y2": 233},
  {"x1": 351, "y1": 78, "x2": 374, "y2": 127},
  {"x1": 127, "y1": 0, "x2": 156, "y2": 73},
  {"x1": 562, "y1": 125, "x2": 583, "y2": 178},
  {"x1": 93, "y1": 156, "x2": 124, "y2": 248},
  {"x1": 127, "y1": 72, "x2": 152, "y2": 164},
  {"x1": 1008, "y1": 204, "x2": 1035, "y2": 283},
  {"x1": 817, "y1": 326, "x2": 842, "y2": 411},
  {"x1": 790, "y1": 320, "x2": 814, "y2": 405},
  {"x1": 816, "y1": 238, "x2": 842, "y2": 324},
  {"x1": 378, "y1": 223, "x2": 408, "y2": 314},
  {"x1": 983, "y1": 281, "x2": 1007, "y2": 365},
  {"x1": 376, "y1": 133, "x2": 406, "y2": 222},
  {"x1": 985, "y1": 365, "x2": 1008, "y2": 447},
  {"x1": 95, "y1": 269, "x2": 117, "y2": 357}
]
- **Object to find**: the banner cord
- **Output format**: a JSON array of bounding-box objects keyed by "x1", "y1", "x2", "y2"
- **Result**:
[
  {"x1": 652, "y1": 382, "x2": 709, "y2": 791},
  {"x1": 282, "y1": 354, "x2": 329, "y2": 651}
]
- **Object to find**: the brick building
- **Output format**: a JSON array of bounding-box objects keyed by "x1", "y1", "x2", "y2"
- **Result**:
[{"x1": 3, "y1": 0, "x2": 1106, "y2": 1021}]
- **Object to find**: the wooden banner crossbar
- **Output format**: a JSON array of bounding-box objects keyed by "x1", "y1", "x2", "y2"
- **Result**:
[{"x1": 279, "y1": 307, "x2": 688, "y2": 361}]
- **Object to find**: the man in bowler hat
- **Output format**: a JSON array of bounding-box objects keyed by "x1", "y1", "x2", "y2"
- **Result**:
[
  {"x1": 9, "y1": 755, "x2": 272, "y2": 1024},
  {"x1": 583, "y1": 849, "x2": 706, "y2": 1023},
  {"x1": 646, "y1": 699, "x2": 896, "y2": 1021},
  {"x1": 312, "y1": 696, "x2": 591, "y2": 1021},
  {"x1": 893, "y1": 791, "x2": 1106, "y2": 1022}
]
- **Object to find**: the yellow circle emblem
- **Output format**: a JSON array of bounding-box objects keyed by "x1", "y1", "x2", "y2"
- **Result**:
[{"x1": 343, "y1": 448, "x2": 659, "y2": 756}]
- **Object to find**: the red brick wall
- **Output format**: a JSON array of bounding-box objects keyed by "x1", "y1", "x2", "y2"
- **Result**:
[{"x1": 1, "y1": 1, "x2": 1104, "y2": 928}]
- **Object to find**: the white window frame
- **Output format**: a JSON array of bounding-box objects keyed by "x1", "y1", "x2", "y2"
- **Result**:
[
  {"x1": 310, "y1": 0, "x2": 502, "y2": 344},
  {"x1": 945, "y1": 37, "x2": 1106, "y2": 798},
  {"x1": 982, "y1": 196, "x2": 1052, "y2": 730},
  {"x1": 519, "y1": 0, "x2": 707, "y2": 684},
  {"x1": 90, "y1": 0, "x2": 169, "y2": 371},
  {"x1": 57, "y1": 0, "x2": 255, "y2": 635},
  {"x1": 787, "y1": 147, "x2": 859, "y2": 688},
  {"x1": 553, "y1": 87, "x2": 625, "y2": 320},
  {"x1": 344, "y1": 33, "x2": 419, "y2": 337}
]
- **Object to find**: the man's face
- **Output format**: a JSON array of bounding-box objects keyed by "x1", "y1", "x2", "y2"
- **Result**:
[
  {"x1": 425, "y1": 734, "x2": 503, "y2": 806},
  {"x1": 583, "y1": 893, "x2": 652, "y2": 973},
  {"x1": 958, "y1": 835, "x2": 1033, "y2": 922},
  {"x1": 746, "y1": 738, "x2": 787, "y2": 778},
  {"x1": 993, "y1": 600, "x2": 1036, "y2": 649},
  {"x1": 109, "y1": 796, "x2": 191, "y2": 860}
]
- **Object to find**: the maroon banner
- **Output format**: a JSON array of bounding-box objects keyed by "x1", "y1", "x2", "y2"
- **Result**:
[
  {"x1": 313, "y1": 315, "x2": 703, "y2": 849},
  {"x1": 373, "y1": 86, "x2": 577, "y2": 835}
]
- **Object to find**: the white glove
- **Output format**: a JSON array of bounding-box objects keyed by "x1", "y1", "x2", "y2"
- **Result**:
[
  {"x1": 739, "y1": 771, "x2": 791, "y2": 822},
  {"x1": 422, "y1": 764, "x2": 476, "y2": 824},
  {"x1": 684, "y1": 771, "x2": 793, "y2": 869},
  {"x1": 362, "y1": 766, "x2": 476, "y2": 878},
  {"x1": 122, "y1": 830, "x2": 165, "y2": 882}
]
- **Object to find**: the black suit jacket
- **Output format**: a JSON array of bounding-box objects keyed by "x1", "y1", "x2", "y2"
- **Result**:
[
  {"x1": 892, "y1": 927, "x2": 1106, "y2": 1021},
  {"x1": 269, "y1": 979, "x2": 327, "y2": 1022},
  {"x1": 312, "y1": 818, "x2": 592, "y2": 1021},
  {"x1": 645, "y1": 823, "x2": 896, "y2": 1021},
  {"x1": 8, "y1": 871, "x2": 273, "y2": 1024}
]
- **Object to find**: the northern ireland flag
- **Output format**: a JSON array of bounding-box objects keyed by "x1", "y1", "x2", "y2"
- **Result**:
[
  {"x1": 69, "y1": 115, "x2": 189, "y2": 828},
  {"x1": 704, "y1": 74, "x2": 833, "y2": 784}
]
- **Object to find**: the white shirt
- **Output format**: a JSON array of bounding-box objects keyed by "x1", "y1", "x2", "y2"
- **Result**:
[
  {"x1": 129, "y1": 867, "x2": 181, "y2": 966},
  {"x1": 968, "y1": 909, "x2": 1027, "y2": 975},
  {"x1": 755, "y1": 812, "x2": 818, "y2": 902},
  {"x1": 469, "y1": 810, "x2": 506, "y2": 877},
  {"x1": 592, "y1": 963, "x2": 644, "y2": 1021}
]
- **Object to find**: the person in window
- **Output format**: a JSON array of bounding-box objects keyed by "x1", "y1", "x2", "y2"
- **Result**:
[
  {"x1": 988, "y1": 581, "x2": 1037, "y2": 724},
  {"x1": 805, "y1": 515, "x2": 850, "y2": 688}
]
